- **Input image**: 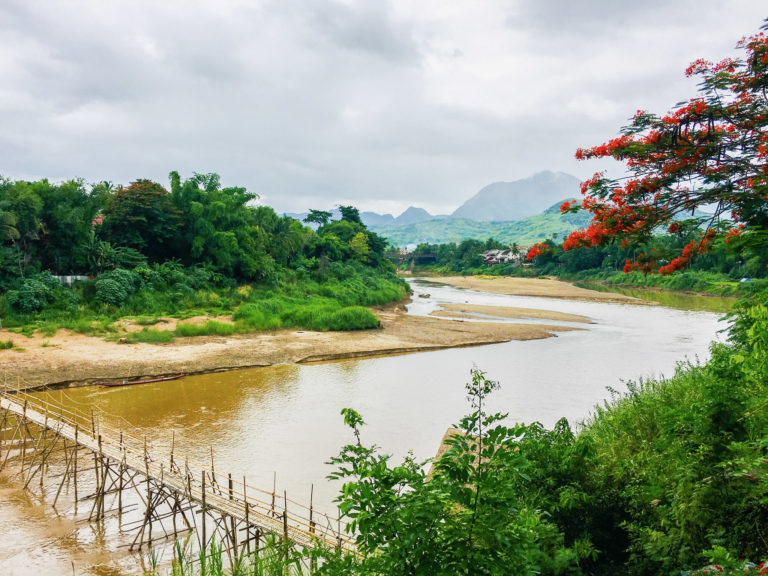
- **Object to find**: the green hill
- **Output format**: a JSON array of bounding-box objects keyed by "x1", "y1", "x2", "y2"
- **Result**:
[{"x1": 371, "y1": 200, "x2": 592, "y2": 247}]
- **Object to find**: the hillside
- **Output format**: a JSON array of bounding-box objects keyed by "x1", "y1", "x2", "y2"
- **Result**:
[
  {"x1": 371, "y1": 200, "x2": 591, "y2": 246},
  {"x1": 451, "y1": 171, "x2": 581, "y2": 221}
]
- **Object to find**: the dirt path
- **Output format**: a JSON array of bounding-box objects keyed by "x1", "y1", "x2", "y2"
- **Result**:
[
  {"x1": 432, "y1": 276, "x2": 647, "y2": 304},
  {"x1": 0, "y1": 304, "x2": 583, "y2": 391}
]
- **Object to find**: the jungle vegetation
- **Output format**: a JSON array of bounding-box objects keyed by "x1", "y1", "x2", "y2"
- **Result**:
[{"x1": 0, "y1": 172, "x2": 408, "y2": 336}]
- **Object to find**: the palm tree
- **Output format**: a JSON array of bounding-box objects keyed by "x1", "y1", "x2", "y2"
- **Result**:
[{"x1": 0, "y1": 208, "x2": 19, "y2": 242}]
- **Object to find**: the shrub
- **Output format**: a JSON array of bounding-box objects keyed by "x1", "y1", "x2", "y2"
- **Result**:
[
  {"x1": 95, "y1": 278, "x2": 128, "y2": 307},
  {"x1": 0, "y1": 340, "x2": 12, "y2": 350},
  {"x1": 7, "y1": 278, "x2": 52, "y2": 313}
]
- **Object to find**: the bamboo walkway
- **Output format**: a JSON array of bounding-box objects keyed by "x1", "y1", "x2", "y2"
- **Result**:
[{"x1": 0, "y1": 386, "x2": 356, "y2": 562}]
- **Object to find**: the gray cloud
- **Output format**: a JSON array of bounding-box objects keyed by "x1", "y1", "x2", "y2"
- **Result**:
[{"x1": 0, "y1": 0, "x2": 766, "y2": 215}]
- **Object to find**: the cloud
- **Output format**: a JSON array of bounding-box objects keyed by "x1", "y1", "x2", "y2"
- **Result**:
[{"x1": 0, "y1": 0, "x2": 766, "y2": 214}]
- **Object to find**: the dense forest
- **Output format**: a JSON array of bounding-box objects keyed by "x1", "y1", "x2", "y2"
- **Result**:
[{"x1": 0, "y1": 172, "x2": 408, "y2": 337}]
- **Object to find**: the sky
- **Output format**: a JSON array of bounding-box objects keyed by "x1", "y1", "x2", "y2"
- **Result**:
[{"x1": 1, "y1": 1, "x2": 766, "y2": 216}]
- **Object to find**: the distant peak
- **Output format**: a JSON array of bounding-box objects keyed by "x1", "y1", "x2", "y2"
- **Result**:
[
  {"x1": 394, "y1": 205, "x2": 433, "y2": 225},
  {"x1": 399, "y1": 206, "x2": 430, "y2": 217}
]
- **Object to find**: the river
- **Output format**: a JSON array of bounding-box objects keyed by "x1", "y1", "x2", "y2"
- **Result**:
[{"x1": 0, "y1": 279, "x2": 727, "y2": 575}]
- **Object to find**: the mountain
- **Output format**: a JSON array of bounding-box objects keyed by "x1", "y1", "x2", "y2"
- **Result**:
[
  {"x1": 282, "y1": 171, "x2": 584, "y2": 241},
  {"x1": 370, "y1": 199, "x2": 591, "y2": 247},
  {"x1": 394, "y1": 206, "x2": 433, "y2": 226},
  {"x1": 451, "y1": 171, "x2": 581, "y2": 222},
  {"x1": 361, "y1": 211, "x2": 395, "y2": 227}
]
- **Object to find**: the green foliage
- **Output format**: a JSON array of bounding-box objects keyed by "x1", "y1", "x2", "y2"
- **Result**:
[
  {"x1": 370, "y1": 201, "x2": 592, "y2": 247},
  {"x1": 311, "y1": 301, "x2": 768, "y2": 575},
  {"x1": 5, "y1": 272, "x2": 66, "y2": 314},
  {"x1": 94, "y1": 278, "x2": 128, "y2": 307},
  {"x1": 0, "y1": 339, "x2": 12, "y2": 350},
  {"x1": 174, "y1": 320, "x2": 237, "y2": 338},
  {"x1": 100, "y1": 179, "x2": 182, "y2": 262},
  {"x1": 320, "y1": 369, "x2": 588, "y2": 576},
  {"x1": 0, "y1": 171, "x2": 407, "y2": 338},
  {"x1": 126, "y1": 328, "x2": 176, "y2": 344},
  {"x1": 151, "y1": 535, "x2": 305, "y2": 576}
]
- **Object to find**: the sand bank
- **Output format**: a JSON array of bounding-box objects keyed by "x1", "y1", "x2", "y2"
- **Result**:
[
  {"x1": 432, "y1": 276, "x2": 647, "y2": 304},
  {"x1": 0, "y1": 304, "x2": 582, "y2": 391}
]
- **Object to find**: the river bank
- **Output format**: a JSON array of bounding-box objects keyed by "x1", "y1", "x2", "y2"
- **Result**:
[
  {"x1": 0, "y1": 304, "x2": 582, "y2": 391},
  {"x1": 0, "y1": 277, "x2": 638, "y2": 391},
  {"x1": 427, "y1": 275, "x2": 647, "y2": 303}
]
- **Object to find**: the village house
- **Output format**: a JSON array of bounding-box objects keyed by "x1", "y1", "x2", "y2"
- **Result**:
[{"x1": 481, "y1": 247, "x2": 530, "y2": 265}]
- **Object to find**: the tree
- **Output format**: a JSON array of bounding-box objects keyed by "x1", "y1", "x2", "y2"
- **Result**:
[
  {"x1": 100, "y1": 179, "x2": 182, "y2": 262},
  {"x1": 349, "y1": 231, "x2": 370, "y2": 262},
  {"x1": 535, "y1": 23, "x2": 768, "y2": 274},
  {"x1": 323, "y1": 369, "x2": 583, "y2": 576},
  {"x1": 169, "y1": 172, "x2": 275, "y2": 280},
  {"x1": 0, "y1": 180, "x2": 43, "y2": 276},
  {"x1": 0, "y1": 208, "x2": 18, "y2": 242},
  {"x1": 338, "y1": 205, "x2": 362, "y2": 225},
  {"x1": 304, "y1": 209, "x2": 332, "y2": 227},
  {"x1": 36, "y1": 179, "x2": 103, "y2": 274}
]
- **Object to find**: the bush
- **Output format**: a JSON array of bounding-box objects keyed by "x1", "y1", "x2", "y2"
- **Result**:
[
  {"x1": 95, "y1": 278, "x2": 128, "y2": 307},
  {"x1": 326, "y1": 306, "x2": 380, "y2": 330},
  {"x1": 0, "y1": 340, "x2": 12, "y2": 350},
  {"x1": 7, "y1": 277, "x2": 53, "y2": 313}
]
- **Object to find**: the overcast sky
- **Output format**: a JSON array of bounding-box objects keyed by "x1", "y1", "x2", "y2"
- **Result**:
[{"x1": 1, "y1": 1, "x2": 766, "y2": 215}]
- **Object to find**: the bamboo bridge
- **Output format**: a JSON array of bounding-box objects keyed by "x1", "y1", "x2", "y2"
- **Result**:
[{"x1": 0, "y1": 386, "x2": 356, "y2": 565}]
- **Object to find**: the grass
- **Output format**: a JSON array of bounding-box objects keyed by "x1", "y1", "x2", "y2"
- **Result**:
[
  {"x1": 556, "y1": 268, "x2": 768, "y2": 296},
  {"x1": 1, "y1": 265, "x2": 406, "y2": 341},
  {"x1": 0, "y1": 339, "x2": 13, "y2": 350},
  {"x1": 126, "y1": 301, "x2": 380, "y2": 344},
  {"x1": 174, "y1": 320, "x2": 237, "y2": 338},
  {"x1": 233, "y1": 299, "x2": 379, "y2": 332},
  {"x1": 147, "y1": 536, "x2": 307, "y2": 576},
  {"x1": 133, "y1": 316, "x2": 163, "y2": 326},
  {"x1": 125, "y1": 328, "x2": 176, "y2": 344}
]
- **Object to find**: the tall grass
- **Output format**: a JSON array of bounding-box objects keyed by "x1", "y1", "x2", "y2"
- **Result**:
[
  {"x1": 149, "y1": 536, "x2": 306, "y2": 576},
  {"x1": 234, "y1": 299, "x2": 379, "y2": 332},
  {"x1": 174, "y1": 321, "x2": 237, "y2": 338}
]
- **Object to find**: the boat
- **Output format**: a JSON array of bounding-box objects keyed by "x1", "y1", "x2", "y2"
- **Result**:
[{"x1": 97, "y1": 373, "x2": 185, "y2": 387}]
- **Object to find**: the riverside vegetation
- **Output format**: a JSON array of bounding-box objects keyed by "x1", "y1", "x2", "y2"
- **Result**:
[
  {"x1": 145, "y1": 23, "x2": 768, "y2": 575},
  {"x1": 0, "y1": 173, "x2": 408, "y2": 341},
  {"x1": 146, "y1": 298, "x2": 768, "y2": 575},
  {"x1": 6, "y1": 20, "x2": 768, "y2": 576}
]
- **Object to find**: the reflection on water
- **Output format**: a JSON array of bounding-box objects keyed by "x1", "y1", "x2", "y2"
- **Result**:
[{"x1": 3, "y1": 279, "x2": 730, "y2": 574}]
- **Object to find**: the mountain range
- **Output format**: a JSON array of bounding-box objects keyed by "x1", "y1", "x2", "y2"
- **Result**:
[{"x1": 286, "y1": 171, "x2": 586, "y2": 246}]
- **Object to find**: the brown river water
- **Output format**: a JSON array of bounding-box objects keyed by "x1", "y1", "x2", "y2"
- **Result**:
[{"x1": 0, "y1": 280, "x2": 729, "y2": 575}]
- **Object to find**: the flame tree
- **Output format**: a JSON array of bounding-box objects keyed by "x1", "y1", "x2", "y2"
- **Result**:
[{"x1": 529, "y1": 22, "x2": 768, "y2": 275}]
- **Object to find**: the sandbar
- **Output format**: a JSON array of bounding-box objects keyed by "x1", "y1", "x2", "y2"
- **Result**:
[{"x1": 0, "y1": 303, "x2": 582, "y2": 391}]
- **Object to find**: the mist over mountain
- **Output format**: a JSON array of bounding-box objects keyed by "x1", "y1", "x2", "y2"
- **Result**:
[
  {"x1": 284, "y1": 171, "x2": 585, "y2": 244},
  {"x1": 450, "y1": 171, "x2": 581, "y2": 222},
  {"x1": 370, "y1": 198, "x2": 589, "y2": 247}
]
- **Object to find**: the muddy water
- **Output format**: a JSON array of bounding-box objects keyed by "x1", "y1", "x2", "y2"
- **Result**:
[{"x1": 2, "y1": 280, "x2": 726, "y2": 574}]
